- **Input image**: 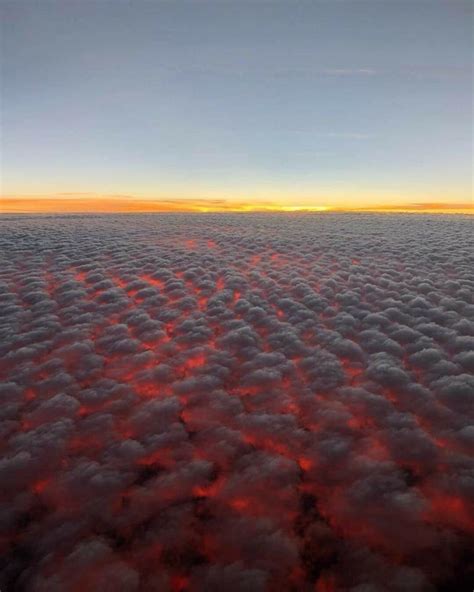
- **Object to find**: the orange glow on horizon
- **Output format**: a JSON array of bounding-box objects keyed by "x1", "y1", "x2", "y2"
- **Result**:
[{"x1": 1, "y1": 195, "x2": 472, "y2": 215}]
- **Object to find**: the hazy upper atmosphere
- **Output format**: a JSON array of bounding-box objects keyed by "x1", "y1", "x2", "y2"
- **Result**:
[{"x1": 1, "y1": 0, "x2": 472, "y2": 211}]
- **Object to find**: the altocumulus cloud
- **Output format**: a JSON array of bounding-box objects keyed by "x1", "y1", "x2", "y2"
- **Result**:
[{"x1": 0, "y1": 213, "x2": 473, "y2": 591}]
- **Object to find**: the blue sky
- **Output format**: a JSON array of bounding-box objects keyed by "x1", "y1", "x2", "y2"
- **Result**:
[{"x1": 1, "y1": 0, "x2": 472, "y2": 209}]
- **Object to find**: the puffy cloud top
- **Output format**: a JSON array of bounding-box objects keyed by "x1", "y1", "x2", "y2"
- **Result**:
[{"x1": 0, "y1": 213, "x2": 473, "y2": 591}]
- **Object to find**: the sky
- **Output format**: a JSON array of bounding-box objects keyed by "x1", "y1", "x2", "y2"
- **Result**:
[{"x1": 1, "y1": 0, "x2": 472, "y2": 213}]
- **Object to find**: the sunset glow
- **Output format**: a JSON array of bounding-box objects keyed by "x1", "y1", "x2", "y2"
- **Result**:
[
  {"x1": 1, "y1": 2, "x2": 471, "y2": 215},
  {"x1": 1, "y1": 1, "x2": 472, "y2": 591},
  {"x1": 1, "y1": 195, "x2": 472, "y2": 215}
]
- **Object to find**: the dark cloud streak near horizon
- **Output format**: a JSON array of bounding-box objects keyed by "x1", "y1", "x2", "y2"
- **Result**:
[{"x1": 0, "y1": 213, "x2": 473, "y2": 591}]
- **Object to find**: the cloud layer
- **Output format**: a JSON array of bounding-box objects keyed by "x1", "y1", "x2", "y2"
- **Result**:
[{"x1": 0, "y1": 213, "x2": 473, "y2": 591}]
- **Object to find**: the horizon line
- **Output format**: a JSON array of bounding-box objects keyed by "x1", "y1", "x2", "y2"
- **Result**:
[{"x1": 1, "y1": 196, "x2": 472, "y2": 215}]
